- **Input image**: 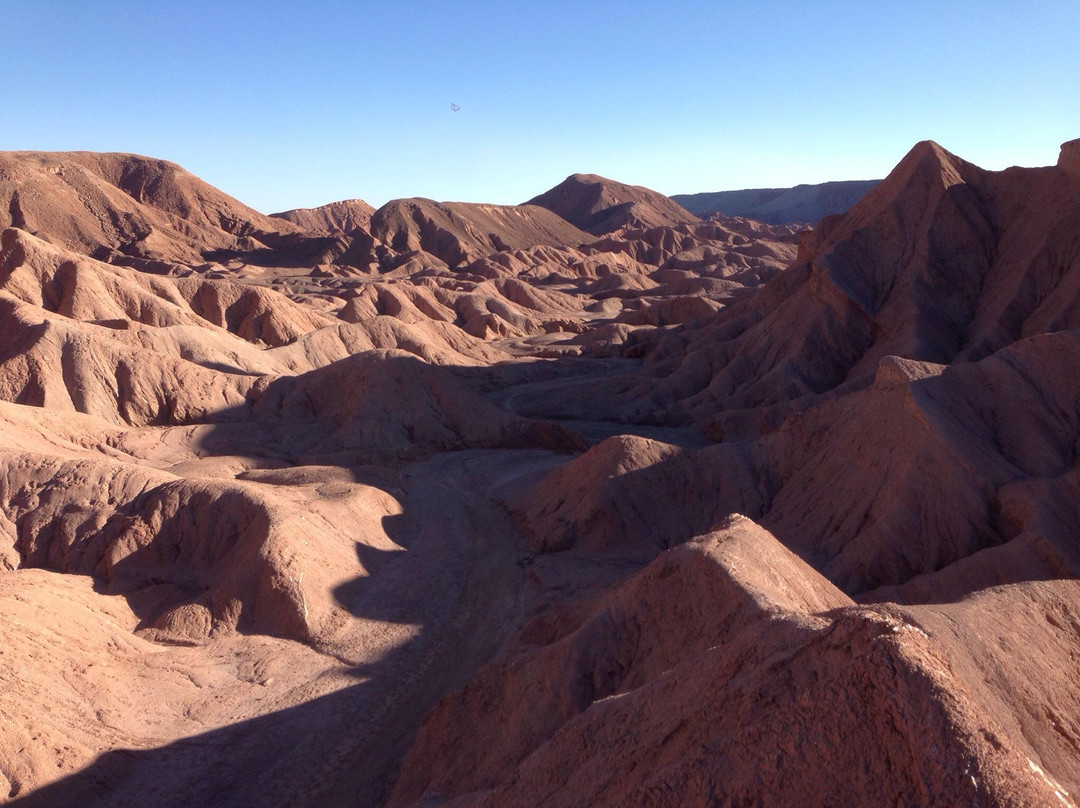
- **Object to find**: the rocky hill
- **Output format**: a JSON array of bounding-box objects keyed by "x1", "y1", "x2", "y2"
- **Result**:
[
  {"x1": 526, "y1": 173, "x2": 700, "y2": 235},
  {"x1": 271, "y1": 199, "x2": 376, "y2": 234}
]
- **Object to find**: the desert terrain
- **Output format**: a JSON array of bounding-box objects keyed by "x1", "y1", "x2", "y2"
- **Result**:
[{"x1": 1, "y1": 140, "x2": 1079, "y2": 807}]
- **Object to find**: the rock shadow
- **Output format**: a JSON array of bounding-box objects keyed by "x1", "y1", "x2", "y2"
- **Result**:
[{"x1": 11, "y1": 353, "x2": 651, "y2": 806}]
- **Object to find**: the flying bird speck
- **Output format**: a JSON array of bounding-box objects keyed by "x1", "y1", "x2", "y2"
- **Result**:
[{"x1": 450, "y1": 103, "x2": 461, "y2": 112}]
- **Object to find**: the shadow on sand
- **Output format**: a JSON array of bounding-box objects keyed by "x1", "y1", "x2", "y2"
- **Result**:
[{"x1": 10, "y1": 353, "x2": 704, "y2": 808}]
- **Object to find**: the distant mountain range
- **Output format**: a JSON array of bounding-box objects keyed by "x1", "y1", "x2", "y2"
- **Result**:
[{"x1": 672, "y1": 179, "x2": 881, "y2": 225}]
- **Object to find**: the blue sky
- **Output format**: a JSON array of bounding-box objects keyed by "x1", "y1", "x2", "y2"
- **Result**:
[{"x1": 3, "y1": 1, "x2": 1077, "y2": 212}]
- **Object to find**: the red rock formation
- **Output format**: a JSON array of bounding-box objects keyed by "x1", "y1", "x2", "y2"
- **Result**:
[
  {"x1": 1, "y1": 141, "x2": 1079, "y2": 808},
  {"x1": 369, "y1": 198, "x2": 592, "y2": 267},
  {"x1": 390, "y1": 519, "x2": 1068, "y2": 806},
  {"x1": 526, "y1": 172, "x2": 700, "y2": 235},
  {"x1": 271, "y1": 199, "x2": 376, "y2": 234},
  {"x1": 592, "y1": 140, "x2": 1080, "y2": 441},
  {"x1": 0, "y1": 151, "x2": 302, "y2": 263}
]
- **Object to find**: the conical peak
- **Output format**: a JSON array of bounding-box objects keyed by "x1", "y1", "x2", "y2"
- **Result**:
[
  {"x1": 863, "y1": 140, "x2": 971, "y2": 208},
  {"x1": 896, "y1": 140, "x2": 966, "y2": 182}
]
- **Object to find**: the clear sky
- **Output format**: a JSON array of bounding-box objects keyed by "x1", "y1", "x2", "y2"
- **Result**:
[{"x1": 3, "y1": 1, "x2": 1077, "y2": 212}]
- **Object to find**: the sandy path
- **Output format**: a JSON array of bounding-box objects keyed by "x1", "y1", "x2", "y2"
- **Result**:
[
  {"x1": 282, "y1": 448, "x2": 562, "y2": 808},
  {"x1": 14, "y1": 448, "x2": 568, "y2": 808}
]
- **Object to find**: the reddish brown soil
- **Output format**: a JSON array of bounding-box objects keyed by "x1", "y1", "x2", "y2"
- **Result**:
[
  {"x1": 526, "y1": 172, "x2": 701, "y2": 235},
  {"x1": 2, "y1": 142, "x2": 1080, "y2": 807},
  {"x1": 271, "y1": 199, "x2": 377, "y2": 235}
]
